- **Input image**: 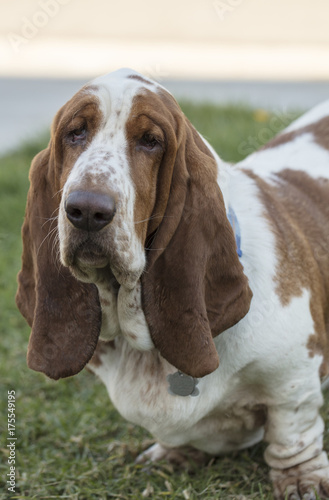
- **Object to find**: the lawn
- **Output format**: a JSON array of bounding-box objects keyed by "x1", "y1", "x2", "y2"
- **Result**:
[{"x1": 0, "y1": 101, "x2": 328, "y2": 500}]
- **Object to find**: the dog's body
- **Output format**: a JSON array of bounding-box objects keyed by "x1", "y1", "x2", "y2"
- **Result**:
[{"x1": 17, "y1": 69, "x2": 329, "y2": 499}]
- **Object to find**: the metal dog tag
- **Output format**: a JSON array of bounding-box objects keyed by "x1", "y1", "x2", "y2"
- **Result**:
[{"x1": 167, "y1": 371, "x2": 199, "y2": 397}]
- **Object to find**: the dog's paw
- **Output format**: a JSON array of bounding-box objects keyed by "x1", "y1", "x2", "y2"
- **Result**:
[
  {"x1": 271, "y1": 452, "x2": 329, "y2": 499},
  {"x1": 136, "y1": 442, "x2": 207, "y2": 469}
]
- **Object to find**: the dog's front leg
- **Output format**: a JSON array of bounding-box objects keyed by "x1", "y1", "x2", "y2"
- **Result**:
[{"x1": 264, "y1": 391, "x2": 329, "y2": 500}]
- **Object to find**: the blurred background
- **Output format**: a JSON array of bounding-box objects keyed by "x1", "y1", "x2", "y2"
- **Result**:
[{"x1": 1, "y1": 0, "x2": 329, "y2": 153}]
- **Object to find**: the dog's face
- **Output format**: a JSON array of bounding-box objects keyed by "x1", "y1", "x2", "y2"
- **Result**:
[{"x1": 57, "y1": 71, "x2": 175, "y2": 290}]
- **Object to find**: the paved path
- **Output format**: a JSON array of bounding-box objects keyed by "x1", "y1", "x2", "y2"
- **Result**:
[{"x1": 1, "y1": 77, "x2": 328, "y2": 156}]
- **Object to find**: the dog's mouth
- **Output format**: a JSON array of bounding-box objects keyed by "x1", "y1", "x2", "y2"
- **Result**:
[
  {"x1": 67, "y1": 240, "x2": 124, "y2": 291},
  {"x1": 74, "y1": 242, "x2": 109, "y2": 269},
  {"x1": 63, "y1": 230, "x2": 145, "y2": 290}
]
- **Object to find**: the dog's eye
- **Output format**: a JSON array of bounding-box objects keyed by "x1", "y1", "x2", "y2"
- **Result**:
[
  {"x1": 139, "y1": 133, "x2": 160, "y2": 151},
  {"x1": 68, "y1": 126, "x2": 87, "y2": 144}
]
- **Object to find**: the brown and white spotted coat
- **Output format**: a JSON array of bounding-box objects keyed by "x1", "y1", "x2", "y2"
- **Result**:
[{"x1": 16, "y1": 69, "x2": 329, "y2": 500}]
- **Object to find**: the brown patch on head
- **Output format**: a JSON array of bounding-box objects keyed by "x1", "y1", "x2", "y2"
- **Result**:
[
  {"x1": 128, "y1": 74, "x2": 153, "y2": 85},
  {"x1": 49, "y1": 89, "x2": 103, "y2": 192},
  {"x1": 245, "y1": 169, "x2": 329, "y2": 377},
  {"x1": 125, "y1": 88, "x2": 176, "y2": 243},
  {"x1": 262, "y1": 116, "x2": 329, "y2": 151}
]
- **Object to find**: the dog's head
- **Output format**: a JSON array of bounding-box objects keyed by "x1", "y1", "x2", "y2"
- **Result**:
[{"x1": 16, "y1": 69, "x2": 252, "y2": 380}]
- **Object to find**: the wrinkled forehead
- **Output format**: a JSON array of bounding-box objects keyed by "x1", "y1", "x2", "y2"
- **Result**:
[{"x1": 86, "y1": 68, "x2": 167, "y2": 122}]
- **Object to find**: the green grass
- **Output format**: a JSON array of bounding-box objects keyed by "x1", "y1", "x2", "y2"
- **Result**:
[{"x1": 0, "y1": 102, "x2": 328, "y2": 500}]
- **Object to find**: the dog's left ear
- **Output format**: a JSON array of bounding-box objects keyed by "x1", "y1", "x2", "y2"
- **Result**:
[
  {"x1": 16, "y1": 139, "x2": 102, "y2": 380},
  {"x1": 142, "y1": 113, "x2": 252, "y2": 378}
]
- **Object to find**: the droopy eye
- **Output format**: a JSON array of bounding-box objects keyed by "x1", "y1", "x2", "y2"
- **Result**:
[
  {"x1": 139, "y1": 133, "x2": 161, "y2": 151},
  {"x1": 67, "y1": 126, "x2": 87, "y2": 145}
]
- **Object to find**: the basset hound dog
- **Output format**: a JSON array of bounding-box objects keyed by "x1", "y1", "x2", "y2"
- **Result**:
[{"x1": 16, "y1": 68, "x2": 329, "y2": 500}]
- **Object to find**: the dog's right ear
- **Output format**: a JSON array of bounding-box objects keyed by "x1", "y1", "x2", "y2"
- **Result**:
[
  {"x1": 16, "y1": 145, "x2": 102, "y2": 380},
  {"x1": 141, "y1": 100, "x2": 252, "y2": 378}
]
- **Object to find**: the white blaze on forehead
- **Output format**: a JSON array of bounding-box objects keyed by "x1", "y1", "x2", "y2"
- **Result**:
[
  {"x1": 59, "y1": 69, "x2": 161, "y2": 288},
  {"x1": 90, "y1": 68, "x2": 158, "y2": 115}
]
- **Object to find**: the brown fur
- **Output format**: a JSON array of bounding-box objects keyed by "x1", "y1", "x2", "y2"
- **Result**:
[
  {"x1": 245, "y1": 169, "x2": 329, "y2": 378},
  {"x1": 262, "y1": 116, "x2": 329, "y2": 151},
  {"x1": 125, "y1": 92, "x2": 168, "y2": 242},
  {"x1": 127, "y1": 74, "x2": 153, "y2": 85}
]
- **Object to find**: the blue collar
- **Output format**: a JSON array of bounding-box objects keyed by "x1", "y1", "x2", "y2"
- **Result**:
[{"x1": 227, "y1": 206, "x2": 242, "y2": 258}]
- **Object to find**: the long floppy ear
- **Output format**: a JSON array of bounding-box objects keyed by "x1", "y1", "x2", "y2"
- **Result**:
[
  {"x1": 142, "y1": 116, "x2": 252, "y2": 378},
  {"x1": 16, "y1": 147, "x2": 101, "y2": 380}
]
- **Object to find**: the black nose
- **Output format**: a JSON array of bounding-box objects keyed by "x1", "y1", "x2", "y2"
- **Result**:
[{"x1": 65, "y1": 190, "x2": 116, "y2": 232}]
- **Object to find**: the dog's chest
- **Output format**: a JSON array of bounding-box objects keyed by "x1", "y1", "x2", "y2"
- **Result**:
[{"x1": 92, "y1": 339, "x2": 268, "y2": 454}]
